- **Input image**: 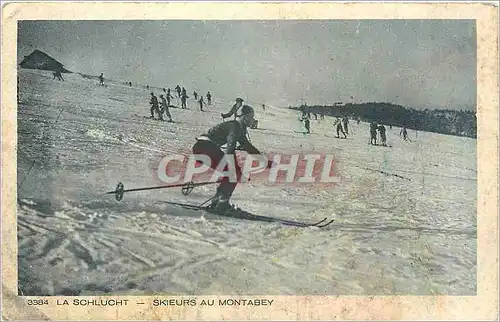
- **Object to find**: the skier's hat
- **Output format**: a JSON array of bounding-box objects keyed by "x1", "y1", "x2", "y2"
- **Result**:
[{"x1": 235, "y1": 97, "x2": 244, "y2": 103}]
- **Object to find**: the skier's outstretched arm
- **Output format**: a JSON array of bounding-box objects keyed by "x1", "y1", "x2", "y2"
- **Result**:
[
  {"x1": 221, "y1": 106, "x2": 237, "y2": 119},
  {"x1": 221, "y1": 111, "x2": 234, "y2": 119}
]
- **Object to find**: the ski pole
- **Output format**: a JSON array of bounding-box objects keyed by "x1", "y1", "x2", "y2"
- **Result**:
[{"x1": 106, "y1": 180, "x2": 222, "y2": 201}]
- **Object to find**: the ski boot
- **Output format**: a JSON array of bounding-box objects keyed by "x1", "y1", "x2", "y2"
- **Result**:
[{"x1": 207, "y1": 195, "x2": 234, "y2": 214}]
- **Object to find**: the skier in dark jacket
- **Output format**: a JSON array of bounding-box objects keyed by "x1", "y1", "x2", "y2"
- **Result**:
[
  {"x1": 378, "y1": 124, "x2": 387, "y2": 146},
  {"x1": 181, "y1": 90, "x2": 189, "y2": 109},
  {"x1": 342, "y1": 117, "x2": 349, "y2": 134},
  {"x1": 198, "y1": 96, "x2": 205, "y2": 111},
  {"x1": 335, "y1": 117, "x2": 347, "y2": 138},
  {"x1": 304, "y1": 118, "x2": 311, "y2": 134},
  {"x1": 192, "y1": 105, "x2": 272, "y2": 212},
  {"x1": 53, "y1": 69, "x2": 64, "y2": 81},
  {"x1": 160, "y1": 94, "x2": 173, "y2": 122},
  {"x1": 150, "y1": 92, "x2": 162, "y2": 120},
  {"x1": 166, "y1": 88, "x2": 174, "y2": 107},
  {"x1": 370, "y1": 122, "x2": 378, "y2": 144},
  {"x1": 400, "y1": 126, "x2": 407, "y2": 140},
  {"x1": 206, "y1": 91, "x2": 212, "y2": 105},
  {"x1": 221, "y1": 98, "x2": 244, "y2": 119}
]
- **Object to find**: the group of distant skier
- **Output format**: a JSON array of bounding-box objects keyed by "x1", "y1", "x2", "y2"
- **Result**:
[
  {"x1": 52, "y1": 70, "x2": 105, "y2": 86},
  {"x1": 369, "y1": 122, "x2": 388, "y2": 146},
  {"x1": 370, "y1": 122, "x2": 411, "y2": 146},
  {"x1": 146, "y1": 85, "x2": 215, "y2": 121},
  {"x1": 297, "y1": 106, "x2": 414, "y2": 148},
  {"x1": 163, "y1": 85, "x2": 212, "y2": 111},
  {"x1": 149, "y1": 92, "x2": 173, "y2": 122},
  {"x1": 299, "y1": 110, "x2": 326, "y2": 134}
]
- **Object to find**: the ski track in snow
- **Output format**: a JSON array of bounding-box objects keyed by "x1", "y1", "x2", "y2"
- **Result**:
[{"x1": 17, "y1": 69, "x2": 476, "y2": 295}]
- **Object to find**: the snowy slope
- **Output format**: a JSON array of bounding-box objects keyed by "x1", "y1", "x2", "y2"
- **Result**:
[{"x1": 17, "y1": 69, "x2": 476, "y2": 295}]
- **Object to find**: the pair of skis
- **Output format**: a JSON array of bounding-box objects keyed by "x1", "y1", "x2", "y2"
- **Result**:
[
  {"x1": 105, "y1": 181, "x2": 334, "y2": 228},
  {"x1": 157, "y1": 199, "x2": 334, "y2": 228}
]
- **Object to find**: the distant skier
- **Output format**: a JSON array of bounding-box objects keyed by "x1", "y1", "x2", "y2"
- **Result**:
[
  {"x1": 175, "y1": 85, "x2": 181, "y2": 98},
  {"x1": 191, "y1": 105, "x2": 272, "y2": 212},
  {"x1": 301, "y1": 109, "x2": 309, "y2": 120},
  {"x1": 334, "y1": 117, "x2": 347, "y2": 138},
  {"x1": 149, "y1": 92, "x2": 162, "y2": 120},
  {"x1": 52, "y1": 69, "x2": 64, "y2": 81},
  {"x1": 221, "y1": 98, "x2": 244, "y2": 120},
  {"x1": 181, "y1": 90, "x2": 189, "y2": 109},
  {"x1": 370, "y1": 122, "x2": 378, "y2": 145},
  {"x1": 99, "y1": 73, "x2": 104, "y2": 86},
  {"x1": 320, "y1": 112, "x2": 324, "y2": 120},
  {"x1": 129, "y1": 82, "x2": 132, "y2": 87},
  {"x1": 162, "y1": 88, "x2": 166, "y2": 93},
  {"x1": 314, "y1": 113, "x2": 318, "y2": 120},
  {"x1": 304, "y1": 118, "x2": 311, "y2": 134},
  {"x1": 198, "y1": 96, "x2": 205, "y2": 111},
  {"x1": 206, "y1": 91, "x2": 212, "y2": 105},
  {"x1": 166, "y1": 88, "x2": 174, "y2": 107},
  {"x1": 400, "y1": 126, "x2": 411, "y2": 142},
  {"x1": 262, "y1": 104, "x2": 266, "y2": 111},
  {"x1": 193, "y1": 91, "x2": 198, "y2": 101},
  {"x1": 378, "y1": 124, "x2": 387, "y2": 146},
  {"x1": 299, "y1": 113, "x2": 311, "y2": 134},
  {"x1": 342, "y1": 117, "x2": 349, "y2": 135},
  {"x1": 159, "y1": 94, "x2": 173, "y2": 122},
  {"x1": 147, "y1": 85, "x2": 150, "y2": 90}
]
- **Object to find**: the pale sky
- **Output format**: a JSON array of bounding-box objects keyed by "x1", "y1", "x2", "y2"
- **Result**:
[{"x1": 18, "y1": 20, "x2": 476, "y2": 110}]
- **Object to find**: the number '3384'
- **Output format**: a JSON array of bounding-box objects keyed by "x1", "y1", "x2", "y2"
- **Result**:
[{"x1": 27, "y1": 299, "x2": 49, "y2": 305}]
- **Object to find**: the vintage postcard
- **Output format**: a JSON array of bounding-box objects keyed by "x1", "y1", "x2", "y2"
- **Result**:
[{"x1": 1, "y1": 1, "x2": 498, "y2": 321}]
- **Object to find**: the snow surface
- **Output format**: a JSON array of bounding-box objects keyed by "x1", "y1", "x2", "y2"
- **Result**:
[{"x1": 17, "y1": 69, "x2": 476, "y2": 295}]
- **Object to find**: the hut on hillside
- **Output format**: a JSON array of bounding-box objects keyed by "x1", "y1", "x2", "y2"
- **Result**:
[{"x1": 19, "y1": 50, "x2": 71, "y2": 73}]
